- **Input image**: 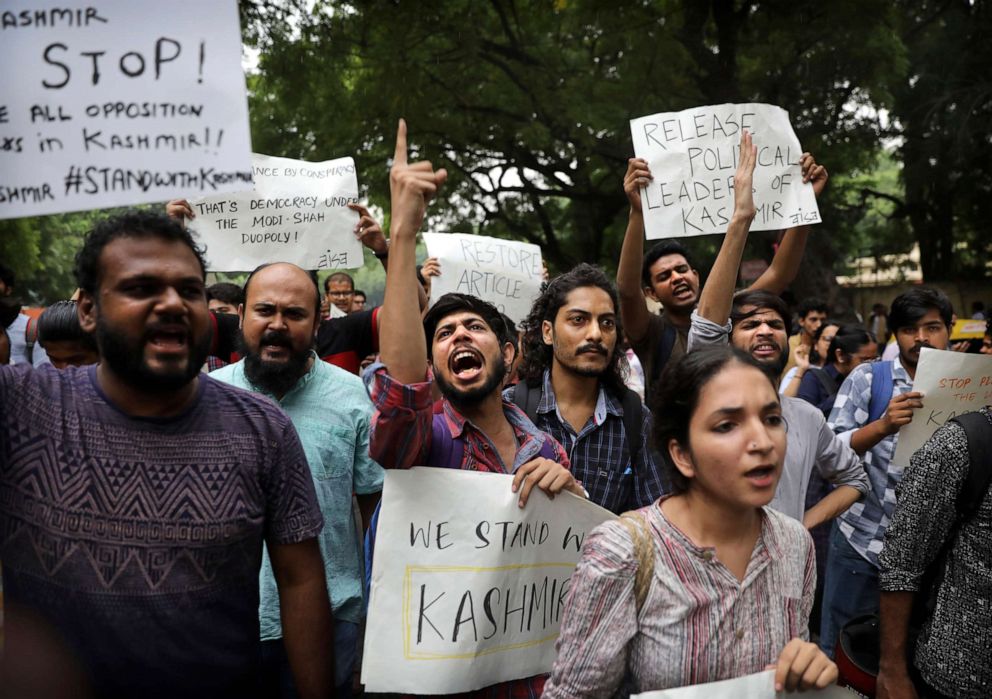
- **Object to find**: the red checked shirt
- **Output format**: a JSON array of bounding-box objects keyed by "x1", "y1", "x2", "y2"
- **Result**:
[{"x1": 365, "y1": 363, "x2": 570, "y2": 698}]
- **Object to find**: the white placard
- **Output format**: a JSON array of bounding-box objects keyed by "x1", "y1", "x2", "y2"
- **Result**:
[
  {"x1": 630, "y1": 103, "x2": 820, "y2": 239},
  {"x1": 187, "y1": 153, "x2": 363, "y2": 271},
  {"x1": 632, "y1": 670, "x2": 856, "y2": 698},
  {"x1": 892, "y1": 348, "x2": 992, "y2": 467},
  {"x1": 0, "y1": 0, "x2": 252, "y2": 219},
  {"x1": 361, "y1": 468, "x2": 615, "y2": 694},
  {"x1": 422, "y1": 232, "x2": 544, "y2": 324}
]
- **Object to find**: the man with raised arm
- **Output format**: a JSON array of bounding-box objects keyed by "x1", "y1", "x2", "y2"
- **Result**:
[
  {"x1": 617, "y1": 141, "x2": 816, "y2": 392},
  {"x1": 366, "y1": 121, "x2": 582, "y2": 696},
  {"x1": 682, "y1": 130, "x2": 868, "y2": 544}
]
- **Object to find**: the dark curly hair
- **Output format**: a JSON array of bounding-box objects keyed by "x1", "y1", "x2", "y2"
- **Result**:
[
  {"x1": 517, "y1": 263, "x2": 628, "y2": 396},
  {"x1": 74, "y1": 210, "x2": 208, "y2": 295},
  {"x1": 648, "y1": 345, "x2": 779, "y2": 494}
]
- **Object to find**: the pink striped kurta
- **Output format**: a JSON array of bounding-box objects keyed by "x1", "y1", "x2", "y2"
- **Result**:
[{"x1": 543, "y1": 499, "x2": 814, "y2": 697}]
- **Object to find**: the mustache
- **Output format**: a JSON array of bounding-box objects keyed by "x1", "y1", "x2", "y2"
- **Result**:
[
  {"x1": 259, "y1": 331, "x2": 293, "y2": 348},
  {"x1": 909, "y1": 340, "x2": 932, "y2": 353},
  {"x1": 577, "y1": 343, "x2": 608, "y2": 356}
]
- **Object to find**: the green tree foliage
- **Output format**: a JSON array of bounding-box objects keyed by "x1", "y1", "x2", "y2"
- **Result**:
[
  {"x1": 890, "y1": 0, "x2": 992, "y2": 281},
  {"x1": 244, "y1": 0, "x2": 905, "y2": 291}
]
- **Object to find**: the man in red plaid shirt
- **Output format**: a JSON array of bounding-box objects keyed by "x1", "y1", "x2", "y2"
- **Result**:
[{"x1": 365, "y1": 120, "x2": 583, "y2": 698}]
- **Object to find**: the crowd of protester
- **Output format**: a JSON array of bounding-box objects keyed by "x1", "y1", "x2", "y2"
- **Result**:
[{"x1": 0, "y1": 121, "x2": 990, "y2": 699}]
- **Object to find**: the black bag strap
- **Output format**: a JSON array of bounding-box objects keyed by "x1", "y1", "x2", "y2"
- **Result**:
[
  {"x1": 948, "y1": 411, "x2": 992, "y2": 523},
  {"x1": 619, "y1": 388, "x2": 643, "y2": 465},
  {"x1": 511, "y1": 380, "x2": 544, "y2": 425},
  {"x1": 649, "y1": 322, "x2": 678, "y2": 387},
  {"x1": 809, "y1": 366, "x2": 839, "y2": 398},
  {"x1": 512, "y1": 380, "x2": 643, "y2": 466}
]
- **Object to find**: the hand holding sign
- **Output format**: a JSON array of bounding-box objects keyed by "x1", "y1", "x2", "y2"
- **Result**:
[
  {"x1": 166, "y1": 199, "x2": 195, "y2": 224},
  {"x1": 347, "y1": 203, "x2": 387, "y2": 256},
  {"x1": 624, "y1": 157, "x2": 653, "y2": 213},
  {"x1": 800, "y1": 152, "x2": 829, "y2": 197},
  {"x1": 389, "y1": 119, "x2": 448, "y2": 239},
  {"x1": 773, "y1": 638, "x2": 838, "y2": 692},
  {"x1": 511, "y1": 457, "x2": 585, "y2": 508},
  {"x1": 881, "y1": 391, "x2": 924, "y2": 436}
]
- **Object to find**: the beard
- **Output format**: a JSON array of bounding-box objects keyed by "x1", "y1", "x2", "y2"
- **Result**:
[
  {"x1": 434, "y1": 353, "x2": 507, "y2": 410},
  {"x1": 96, "y1": 317, "x2": 211, "y2": 394},
  {"x1": 239, "y1": 330, "x2": 313, "y2": 397}
]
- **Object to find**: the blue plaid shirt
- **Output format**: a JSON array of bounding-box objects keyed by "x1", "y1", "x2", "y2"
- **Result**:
[
  {"x1": 503, "y1": 370, "x2": 664, "y2": 514},
  {"x1": 828, "y1": 357, "x2": 914, "y2": 567}
]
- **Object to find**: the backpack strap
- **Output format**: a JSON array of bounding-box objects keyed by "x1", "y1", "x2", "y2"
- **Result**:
[
  {"x1": 867, "y1": 360, "x2": 894, "y2": 425},
  {"x1": 619, "y1": 512, "x2": 655, "y2": 611},
  {"x1": 511, "y1": 380, "x2": 544, "y2": 425},
  {"x1": 426, "y1": 412, "x2": 466, "y2": 469},
  {"x1": 809, "y1": 367, "x2": 839, "y2": 398},
  {"x1": 948, "y1": 411, "x2": 992, "y2": 523},
  {"x1": 649, "y1": 322, "x2": 678, "y2": 387},
  {"x1": 619, "y1": 388, "x2": 644, "y2": 465}
]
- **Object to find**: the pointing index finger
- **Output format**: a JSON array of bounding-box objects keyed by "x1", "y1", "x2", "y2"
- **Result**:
[{"x1": 394, "y1": 118, "x2": 408, "y2": 167}]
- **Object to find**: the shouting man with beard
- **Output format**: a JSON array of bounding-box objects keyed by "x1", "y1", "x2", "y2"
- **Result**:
[
  {"x1": 0, "y1": 212, "x2": 335, "y2": 699},
  {"x1": 211, "y1": 262, "x2": 384, "y2": 698},
  {"x1": 508, "y1": 263, "x2": 665, "y2": 513},
  {"x1": 366, "y1": 121, "x2": 582, "y2": 696}
]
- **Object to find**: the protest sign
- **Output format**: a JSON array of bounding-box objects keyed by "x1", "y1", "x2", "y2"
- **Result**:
[
  {"x1": 892, "y1": 348, "x2": 992, "y2": 467},
  {"x1": 632, "y1": 670, "x2": 855, "y2": 698},
  {"x1": 950, "y1": 318, "x2": 987, "y2": 341},
  {"x1": 630, "y1": 103, "x2": 820, "y2": 239},
  {"x1": 187, "y1": 154, "x2": 363, "y2": 271},
  {"x1": 0, "y1": 0, "x2": 252, "y2": 219},
  {"x1": 422, "y1": 232, "x2": 544, "y2": 324},
  {"x1": 361, "y1": 468, "x2": 615, "y2": 694}
]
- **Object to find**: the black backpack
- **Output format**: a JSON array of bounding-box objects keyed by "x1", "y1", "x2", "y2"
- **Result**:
[{"x1": 510, "y1": 380, "x2": 643, "y2": 465}]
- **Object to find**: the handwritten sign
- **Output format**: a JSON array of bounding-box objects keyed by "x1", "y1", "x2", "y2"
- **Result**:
[
  {"x1": 361, "y1": 468, "x2": 615, "y2": 694},
  {"x1": 187, "y1": 153, "x2": 362, "y2": 271},
  {"x1": 632, "y1": 670, "x2": 855, "y2": 698},
  {"x1": 630, "y1": 103, "x2": 820, "y2": 239},
  {"x1": 0, "y1": 0, "x2": 252, "y2": 219},
  {"x1": 892, "y1": 348, "x2": 992, "y2": 467},
  {"x1": 422, "y1": 232, "x2": 544, "y2": 324}
]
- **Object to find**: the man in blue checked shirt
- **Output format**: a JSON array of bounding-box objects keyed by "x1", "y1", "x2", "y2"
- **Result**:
[
  {"x1": 506, "y1": 263, "x2": 665, "y2": 513},
  {"x1": 820, "y1": 287, "x2": 952, "y2": 657}
]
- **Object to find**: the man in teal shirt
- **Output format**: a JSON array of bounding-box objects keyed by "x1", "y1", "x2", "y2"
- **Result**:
[{"x1": 212, "y1": 262, "x2": 383, "y2": 698}]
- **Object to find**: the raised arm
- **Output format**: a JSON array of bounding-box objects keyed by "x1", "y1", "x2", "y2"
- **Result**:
[
  {"x1": 378, "y1": 119, "x2": 447, "y2": 384},
  {"x1": 750, "y1": 153, "x2": 828, "y2": 294},
  {"x1": 616, "y1": 158, "x2": 653, "y2": 344},
  {"x1": 694, "y1": 130, "x2": 757, "y2": 326}
]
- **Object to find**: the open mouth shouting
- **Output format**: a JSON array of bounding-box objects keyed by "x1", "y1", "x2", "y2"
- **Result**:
[
  {"x1": 450, "y1": 347, "x2": 485, "y2": 382},
  {"x1": 743, "y1": 464, "x2": 777, "y2": 489},
  {"x1": 672, "y1": 282, "x2": 695, "y2": 302},
  {"x1": 750, "y1": 341, "x2": 780, "y2": 361},
  {"x1": 145, "y1": 325, "x2": 190, "y2": 357}
]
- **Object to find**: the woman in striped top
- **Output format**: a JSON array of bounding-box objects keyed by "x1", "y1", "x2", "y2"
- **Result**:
[{"x1": 544, "y1": 346, "x2": 838, "y2": 696}]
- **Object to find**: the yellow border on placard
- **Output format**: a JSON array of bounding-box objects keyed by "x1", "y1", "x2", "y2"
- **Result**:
[{"x1": 401, "y1": 562, "x2": 576, "y2": 660}]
